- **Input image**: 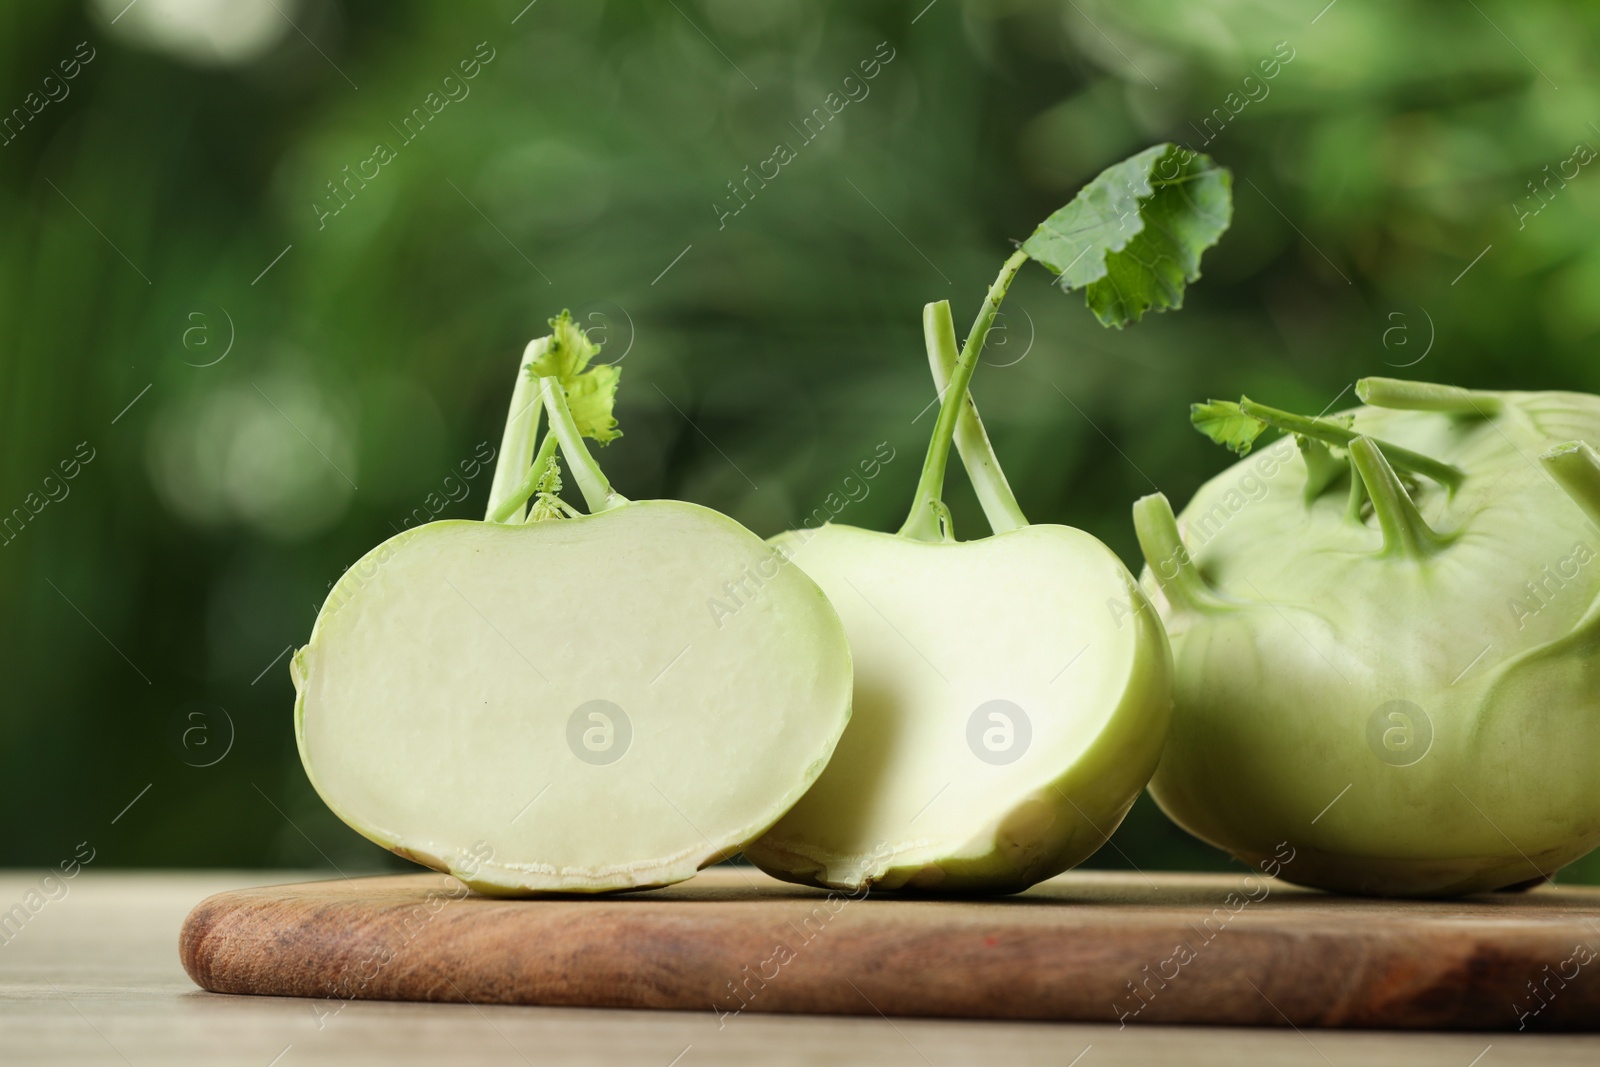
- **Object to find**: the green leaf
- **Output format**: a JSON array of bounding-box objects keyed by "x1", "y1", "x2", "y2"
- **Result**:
[
  {"x1": 1192, "y1": 399, "x2": 1266, "y2": 455},
  {"x1": 1022, "y1": 143, "x2": 1232, "y2": 328},
  {"x1": 531, "y1": 309, "x2": 600, "y2": 379},
  {"x1": 565, "y1": 362, "x2": 621, "y2": 443},
  {"x1": 528, "y1": 309, "x2": 622, "y2": 444}
]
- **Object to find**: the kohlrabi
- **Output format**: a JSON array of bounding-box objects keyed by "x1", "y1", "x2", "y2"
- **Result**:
[
  {"x1": 746, "y1": 144, "x2": 1231, "y2": 893},
  {"x1": 1136, "y1": 378, "x2": 1600, "y2": 896},
  {"x1": 292, "y1": 313, "x2": 853, "y2": 895}
]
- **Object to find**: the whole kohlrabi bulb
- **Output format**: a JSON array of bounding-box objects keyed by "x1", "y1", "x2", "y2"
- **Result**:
[{"x1": 1134, "y1": 377, "x2": 1600, "y2": 897}]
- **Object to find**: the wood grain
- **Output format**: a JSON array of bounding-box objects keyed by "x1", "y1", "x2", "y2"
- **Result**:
[
  {"x1": 14, "y1": 872, "x2": 1600, "y2": 1067},
  {"x1": 178, "y1": 868, "x2": 1600, "y2": 1030}
]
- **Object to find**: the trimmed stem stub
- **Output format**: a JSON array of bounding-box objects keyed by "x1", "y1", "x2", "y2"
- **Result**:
[
  {"x1": 1542, "y1": 440, "x2": 1600, "y2": 529},
  {"x1": 1132, "y1": 492, "x2": 1232, "y2": 613},
  {"x1": 1348, "y1": 436, "x2": 1449, "y2": 559},
  {"x1": 1344, "y1": 453, "x2": 1368, "y2": 525},
  {"x1": 1356, "y1": 377, "x2": 1503, "y2": 418},
  {"x1": 899, "y1": 249, "x2": 1031, "y2": 542},
  {"x1": 539, "y1": 377, "x2": 629, "y2": 515},
  {"x1": 923, "y1": 300, "x2": 1029, "y2": 535},
  {"x1": 1299, "y1": 436, "x2": 1344, "y2": 505}
]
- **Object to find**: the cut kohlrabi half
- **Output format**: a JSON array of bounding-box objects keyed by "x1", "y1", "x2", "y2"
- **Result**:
[
  {"x1": 293, "y1": 315, "x2": 853, "y2": 895},
  {"x1": 749, "y1": 515, "x2": 1173, "y2": 892},
  {"x1": 746, "y1": 145, "x2": 1230, "y2": 893}
]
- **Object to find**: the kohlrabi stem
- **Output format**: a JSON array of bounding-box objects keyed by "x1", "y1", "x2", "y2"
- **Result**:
[
  {"x1": 1239, "y1": 398, "x2": 1466, "y2": 493},
  {"x1": 487, "y1": 431, "x2": 559, "y2": 524},
  {"x1": 1298, "y1": 436, "x2": 1344, "y2": 505},
  {"x1": 485, "y1": 336, "x2": 549, "y2": 523},
  {"x1": 1347, "y1": 437, "x2": 1448, "y2": 558},
  {"x1": 1344, "y1": 455, "x2": 1368, "y2": 524},
  {"x1": 899, "y1": 249, "x2": 1030, "y2": 542},
  {"x1": 1356, "y1": 377, "x2": 1504, "y2": 418},
  {"x1": 539, "y1": 377, "x2": 629, "y2": 515},
  {"x1": 923, "y1": 300, "x2": 1029, "y2": 535},
  {"x1": 1132, "y1": 493, "x2": 1233, "y2": 613},
  {"x1": 1542, "y1": 441, "x2": 1600, "y2": 528}
]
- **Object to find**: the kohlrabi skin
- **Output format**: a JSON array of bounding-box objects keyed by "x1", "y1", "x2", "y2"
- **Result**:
[
  {"x1": 1135, "y1": 378, "x2": 1600, "y2": 897},
  {"x1": 293, "y1": 315, "x2": 853, "y2": 895},
  {"x1": 746, "y1": 144, "x2": 1231, "y2": 893}
]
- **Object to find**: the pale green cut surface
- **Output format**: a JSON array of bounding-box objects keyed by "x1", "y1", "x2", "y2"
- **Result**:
[
  {"x1": 746, "y1": 523, "x2": 1171, "y2": 892},
  {"x1": 294, "y1": 500, "x2": 852, "y2": 895}
]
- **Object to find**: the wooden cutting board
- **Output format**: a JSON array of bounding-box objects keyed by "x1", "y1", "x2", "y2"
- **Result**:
[{"x1": 180, "y1": 868, "x2": 1600, "y2": 1030}]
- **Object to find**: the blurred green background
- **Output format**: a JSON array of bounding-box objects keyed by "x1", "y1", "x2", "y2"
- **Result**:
[{"x1": 4, "y1": 0, "x2": 1600, "y2": 881}]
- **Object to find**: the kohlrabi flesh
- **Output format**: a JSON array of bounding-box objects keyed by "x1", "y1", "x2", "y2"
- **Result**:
[
  {"x1": 746, "y1": 144, "x2": 1230, "y2": 893},
  {"x1": 1136, "y1": 378, "x2": 1600, "y2": 897},
  {"x1": 293, "y1": 314, "x2": 852, "y2": 895}
]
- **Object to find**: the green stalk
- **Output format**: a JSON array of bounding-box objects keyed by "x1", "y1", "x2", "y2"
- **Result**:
[
  {"x1": 1356, "y1": 377, "x2": 1503, "y2": 418},
  {"x1": 484, "y1": 336, "x2": 549, "y2": 523},
  {"x1": 923, "y1": 300, "x2": 1029, "y2": 535},
  {"x1": 899, "y1": 249, "x2": 1030, "y2": 542},
  {"x1": 1131, "y1": 493, "x2": 1232, "y2": 613},
  {"x1": 1347, "y1": 437, "x2": 1449, "y2": 558},
  {"x1": 1542, "y1": 441, "x2": 1600, "y2": 528},
  {"x1": 488, "y1": 431, "x2": 559, "y2": 524},
  {"x1": 1298, "y1": 436, "x2": 1345, "y2": 505},
  {"x1": 1239, "y1": 398, "x2": 1466, "y2": 493},
  {"x1": 539, "y1": 377, "x2": 629, "y2": 515},
  {"x1": 1344, "y1": 454, "x2": 1368, "y2": 524}
]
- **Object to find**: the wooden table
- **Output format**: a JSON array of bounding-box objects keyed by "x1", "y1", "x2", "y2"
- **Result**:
[{"x1": 5, "y1": 871, "x2": 1600, "y2": 1065}]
